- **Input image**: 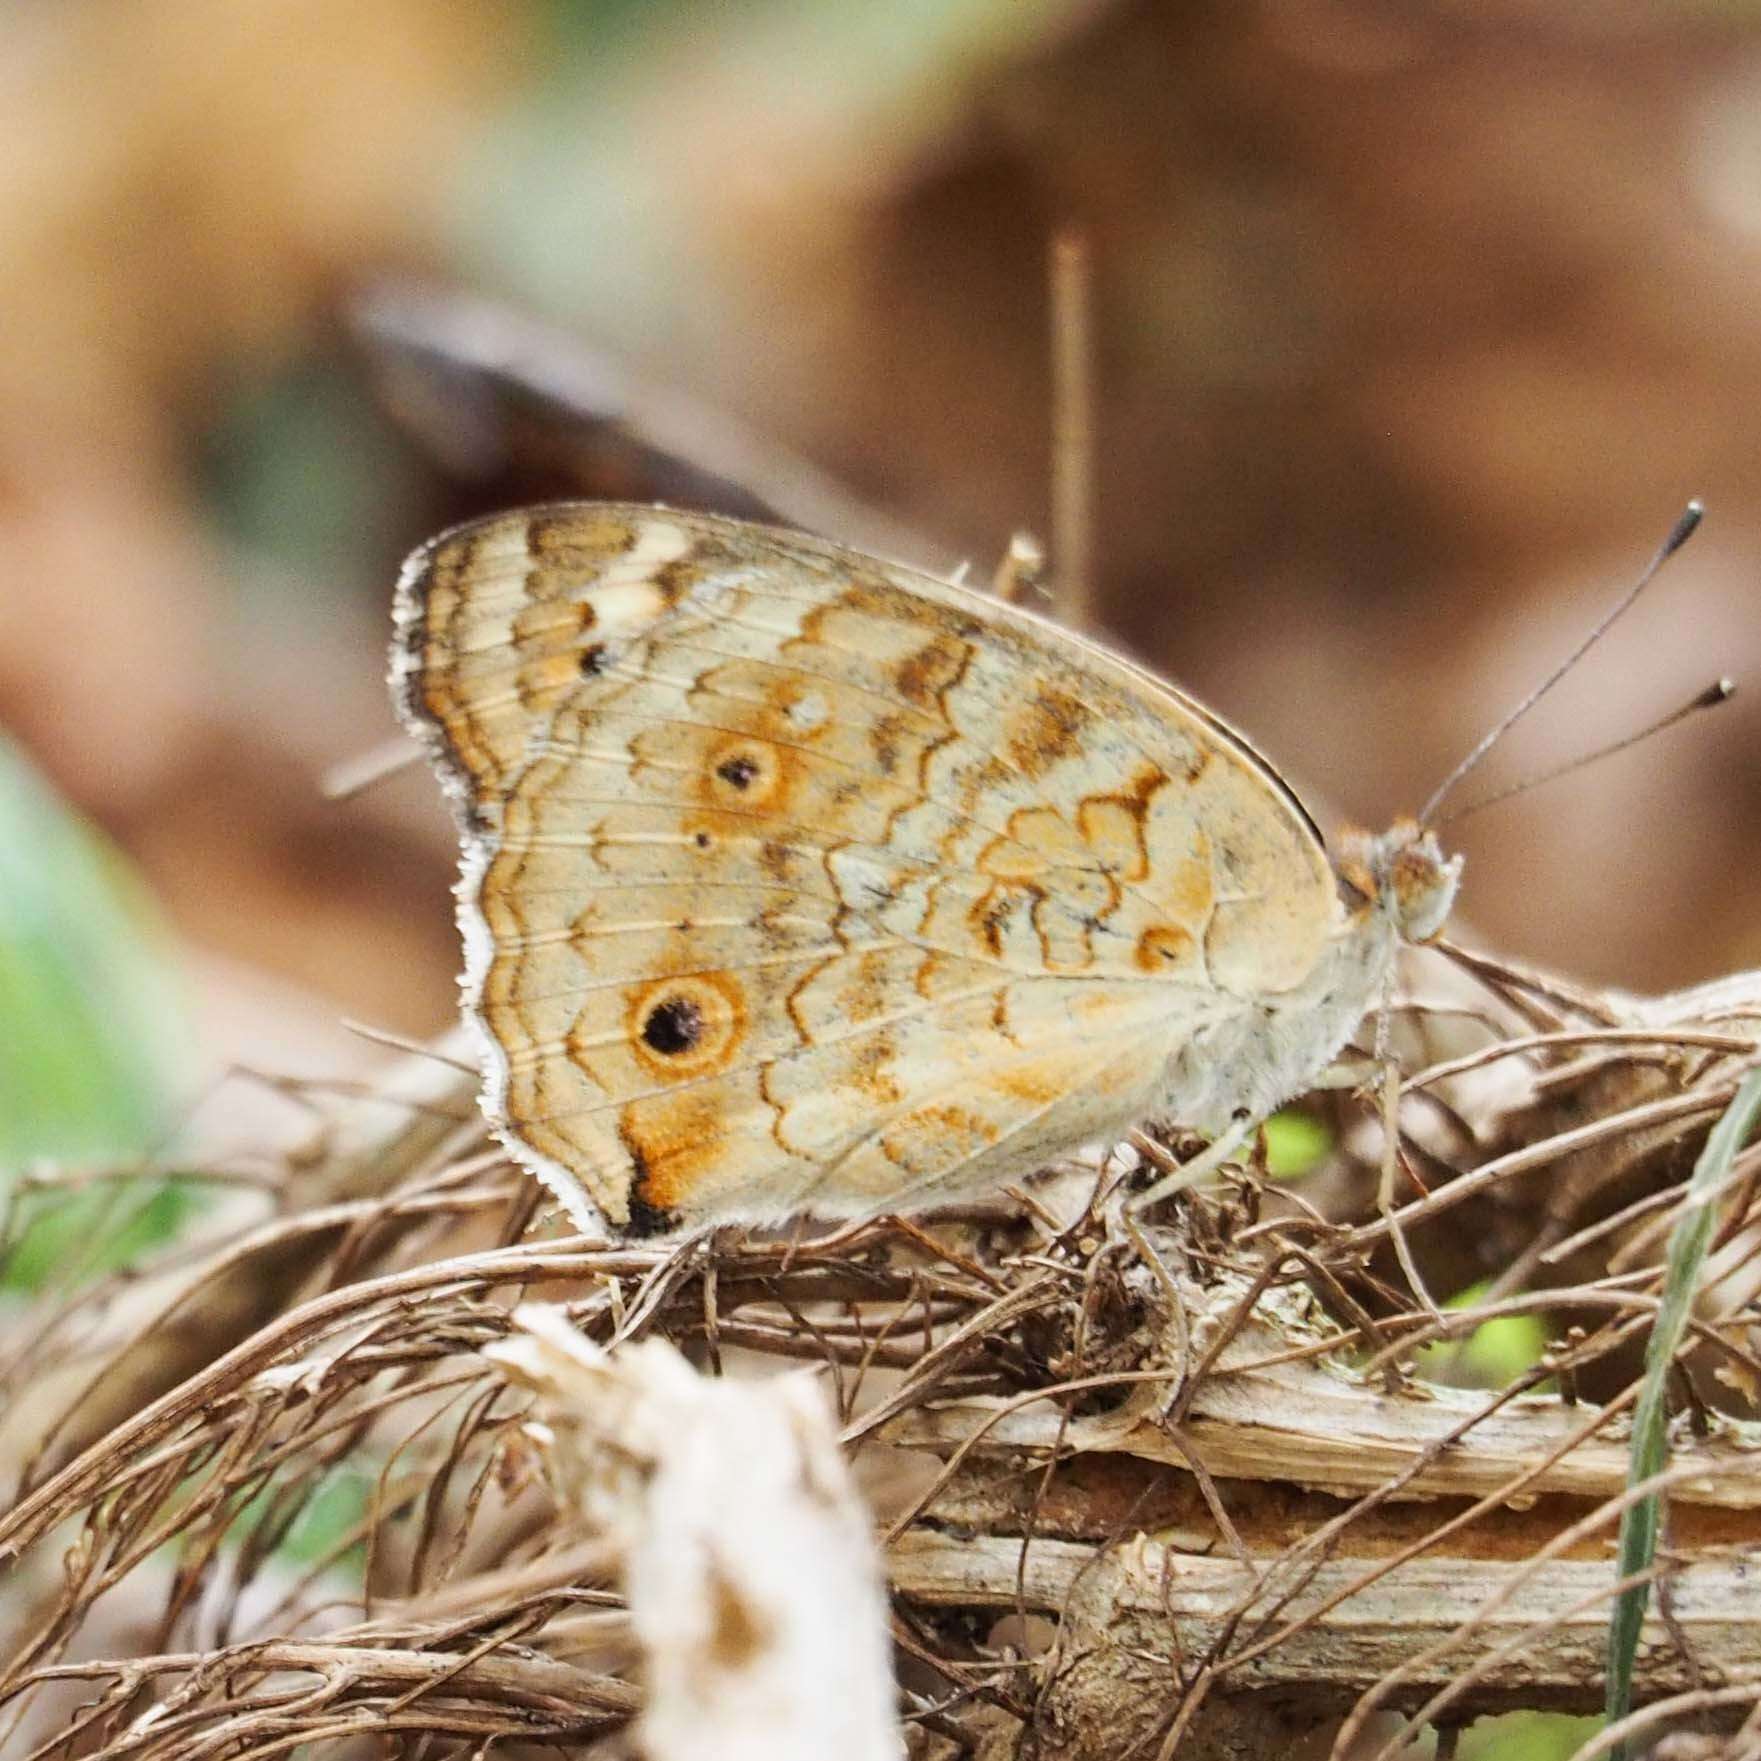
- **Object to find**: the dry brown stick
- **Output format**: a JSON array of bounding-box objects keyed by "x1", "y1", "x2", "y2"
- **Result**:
[
  {"x1": 7, "y1": 1032, "x2": 491, "y2": 1479},
  {"x1": 1216, "y1": 1363, "x2": 1647, "y2": 1687},
  {"x1": 1341, "y1": 1449, "x2": 1761, "y2": 1757},
  {"x1": 10, "y1": 1640, "x2": 636, "y2": 1715},
  {"x1": 1402, "y1": 1026, "x2": 1756, "y2": 1092},
  {"x1": 0, "y1": 1243, "x2": 658, "y2": 1562},
  {"x1": 1331, "y1": 1085, "x2": 1736, "y2": 1253},
  {"x1": 881, "y1": 1298, "x2": 1758, "y2": 1508},
  {"x1": 891, "y1": 1527, "x2": 1759, "y2": 1718},
  {"x1": 1583, "y1": 1678, "x2": 1761, "y2": 1761},
  {"x1": 841, "y1": 1271, "x2": 1061, "y2": 1445}
]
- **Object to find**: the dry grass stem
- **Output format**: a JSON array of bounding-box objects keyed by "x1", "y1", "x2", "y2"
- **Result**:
[{"x1": 3, "y1": 944, "x2": 1760, "y2": 1756}]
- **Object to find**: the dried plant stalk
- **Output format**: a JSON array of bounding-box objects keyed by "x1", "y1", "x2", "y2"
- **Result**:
[
  {"x1": 0, "y1": 946, "x2": 1758, "y2": 1758},
  {"x1": 488, "y1": 1306, "x2": 903, "y2": 1761}
]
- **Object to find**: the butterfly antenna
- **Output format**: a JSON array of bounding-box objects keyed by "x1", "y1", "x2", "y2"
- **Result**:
[
  {"x1": 1418, "y1": 500, "x2": 1704, "y2": 825},
  {"x1": 1439, "y1": 677, "x2": 1735, "y2": 828}
]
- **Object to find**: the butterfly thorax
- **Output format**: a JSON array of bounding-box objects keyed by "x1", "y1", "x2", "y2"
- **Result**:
[{"x1": 1146, "y1": 821, "x2": 1461, "y2": 1138}]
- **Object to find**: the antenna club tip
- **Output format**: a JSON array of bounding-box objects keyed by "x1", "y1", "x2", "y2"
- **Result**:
[
  {"x1": 1665, "y1": 500, "x2": 1705, "y2": 555},
  {"x1": 1425, "y1": 504, "x2": 1712, "y2": 822}
]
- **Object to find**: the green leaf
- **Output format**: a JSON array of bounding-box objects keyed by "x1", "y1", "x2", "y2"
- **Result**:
[
  {"x1": 1263, "y1": 1108, "x2": 1332, "y2": 1179},
  {"x1": 1457, "y1": 1712, "x2": 1600, "y2": 1761},
  {"x1": 4, "y1": 1177, "x2": 200, "y2": 1292},
  {"x1": 0, "y1": 735, "x2": 192, "y2": 1287},
  {"x1": 1415, "y1": 1280, "x2": 1549, "y2": 1390}
]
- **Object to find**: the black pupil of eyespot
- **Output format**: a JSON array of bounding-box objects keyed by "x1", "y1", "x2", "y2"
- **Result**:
[
  {"x1": 716, "y1": 755, "x2": 760, "y2": 788},
  {"x1": 642, "y1": 996, "x2": 703, "y2": 1055}
]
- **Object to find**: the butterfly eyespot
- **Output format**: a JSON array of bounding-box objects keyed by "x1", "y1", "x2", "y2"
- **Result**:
[
  {"x1": 642, "y1": 995, "x2": 704, "y2": 1055},
  {"x1": 579, "y1": 643, "x2": 608, "y2": 676},
  {"x1": 706, "y1": 737, "x2": 786, "y2": 808},
  {"x1": 624, "y1": 973, "x2": 745, "y2": 1080},
  {"x1": 694, "y1": 831, "x2": 712, "y2": 849}
]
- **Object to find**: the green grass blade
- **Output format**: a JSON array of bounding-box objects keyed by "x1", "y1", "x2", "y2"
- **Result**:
[
  {"x1": 0, "y1": 735, "x2": 193, "y2": 1289},
  {"x1": 1604, "y1": 1066, "x2": 1761, "y2": 1751}
]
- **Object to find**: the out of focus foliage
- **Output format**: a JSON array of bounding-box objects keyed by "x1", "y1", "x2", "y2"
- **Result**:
[{"x1": 0, "y1": 737, "x2": 193, "y2": 1291}]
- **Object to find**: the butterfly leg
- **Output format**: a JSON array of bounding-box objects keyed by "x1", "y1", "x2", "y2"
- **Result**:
[{"x1": 1126, "y1": 1111, "x2": 1259, "y2": 1214}]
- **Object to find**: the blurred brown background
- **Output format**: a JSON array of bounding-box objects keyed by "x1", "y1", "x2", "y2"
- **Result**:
[{"x1": 4, "y1": 0, "x2": 1759, "y2": 1107}]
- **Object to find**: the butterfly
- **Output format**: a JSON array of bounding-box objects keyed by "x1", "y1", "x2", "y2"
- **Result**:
[{"x1": 391, "y1": 504, "x2": 1460, "y2": 1237}]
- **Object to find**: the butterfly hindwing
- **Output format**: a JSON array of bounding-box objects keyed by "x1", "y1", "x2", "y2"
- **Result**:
[{"x1": 394, "y1": 504, "x2": 1345, "y2": 1232}]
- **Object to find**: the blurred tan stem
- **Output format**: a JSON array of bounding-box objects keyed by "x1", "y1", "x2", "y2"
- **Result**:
[{"x1": 1050, "y1": 230, "x2": 1096, "y2": 627}]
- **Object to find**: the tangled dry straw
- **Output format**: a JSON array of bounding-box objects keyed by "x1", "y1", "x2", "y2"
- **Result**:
[{"x1": 2, "y1": 938, "x2": 1761, "y2": 1759}]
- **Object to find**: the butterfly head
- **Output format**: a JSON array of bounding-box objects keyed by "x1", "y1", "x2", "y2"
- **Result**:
[{"x1": 1335, "y1": 820, "x2": 1462, "y2": 946}]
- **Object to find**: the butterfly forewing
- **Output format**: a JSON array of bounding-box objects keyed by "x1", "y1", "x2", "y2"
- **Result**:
[{"x1": 394, "y1": 504, "x2": 1344, "y2": 1232}]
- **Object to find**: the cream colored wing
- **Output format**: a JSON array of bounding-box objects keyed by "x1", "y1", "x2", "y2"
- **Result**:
[{"x1": 392, "y1": 504, "x2": 1342, "y2": 1234}]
